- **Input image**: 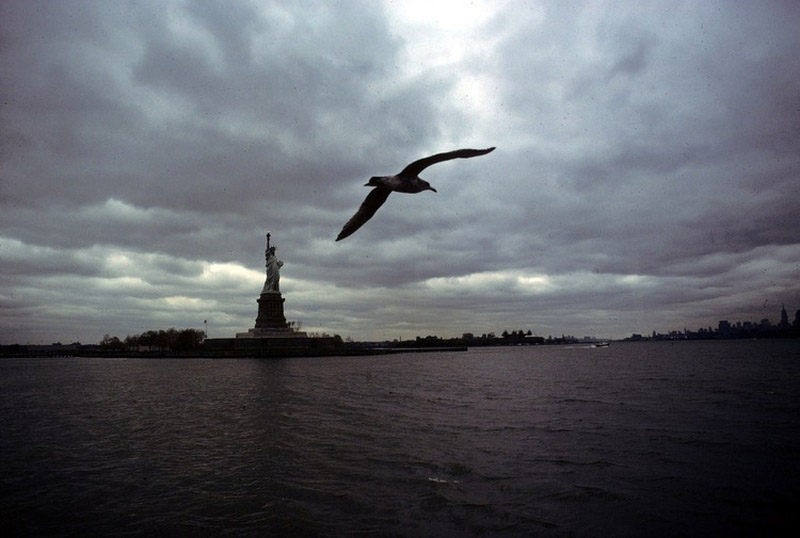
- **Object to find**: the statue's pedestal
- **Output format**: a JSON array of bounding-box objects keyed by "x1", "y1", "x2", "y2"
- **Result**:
[
  {"x1": 255, "y1": 291, "x2": 288, "y2": 329},
  {"x1": 235, "y1": 291, "x2": 308, "y2": 339},
  {"x1": 213, "y1": 287, "x2": 333, "y2": 355},
  {"x1": 236, "y1": 327, "x2": 308, "y2": 338}
]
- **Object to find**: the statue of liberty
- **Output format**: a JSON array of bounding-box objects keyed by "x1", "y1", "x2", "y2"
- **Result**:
[{"x1": 262, "y1": 233, "x2": 283, "y2": 293}]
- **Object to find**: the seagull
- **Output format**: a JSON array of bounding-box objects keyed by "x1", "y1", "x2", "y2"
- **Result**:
[{"x1": 336, "y1": 147, "x2": 495, "y2": 241}]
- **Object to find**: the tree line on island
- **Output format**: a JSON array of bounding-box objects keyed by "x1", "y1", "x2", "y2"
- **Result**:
[
  {"x1": 100, "y1": 328, "x2": 205, "y2": 352},
  {"x1": 369, "y1": 330, "x2": 566, "y2": 349},
  {"x1": 97, "y1": 327, "x2": 552, "y2": 351},
  {"x1": 81, "y1": 327, "x2": 560, "y2": 354}
]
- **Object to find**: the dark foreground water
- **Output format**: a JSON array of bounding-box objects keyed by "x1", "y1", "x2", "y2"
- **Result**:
[{"x1": 2, "y1": 340, "x2": 799, "y2": 537}]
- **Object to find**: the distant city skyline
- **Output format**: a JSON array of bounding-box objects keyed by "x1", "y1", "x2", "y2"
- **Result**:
[{"x1": 628, "y1": 304, "x2": 799, "y2": 341}]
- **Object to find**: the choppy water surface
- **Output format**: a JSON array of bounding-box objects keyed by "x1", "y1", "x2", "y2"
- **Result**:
[{"x1": 2, "y1": 340, "x2": 799, "y2": 537}]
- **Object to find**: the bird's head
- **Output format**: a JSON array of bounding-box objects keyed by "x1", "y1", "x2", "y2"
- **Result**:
[
  {"x1": 364, "y1": 176, "x2": 384, "y2": 187},
  {"x1": 421, "y1": 179, "x2": 437, "y2": 193}
]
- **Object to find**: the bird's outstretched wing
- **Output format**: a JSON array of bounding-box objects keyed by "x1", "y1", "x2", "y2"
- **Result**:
[
  {"x1": 399, "y1": 147, "x2": 495, "y2": 177},
  {"x1": 336, "y1": 187, "x2": 392, "y2": 241}
]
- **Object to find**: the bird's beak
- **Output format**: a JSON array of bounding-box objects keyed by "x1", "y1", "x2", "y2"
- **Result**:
[{"x1": 429, "y1": 186, "x2": 437, "y2": 192}]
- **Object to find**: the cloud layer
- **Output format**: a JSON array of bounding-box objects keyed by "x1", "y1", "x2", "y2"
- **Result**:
[{"x1": 2, "y1": 0, "x2": 799, "y2": 343}]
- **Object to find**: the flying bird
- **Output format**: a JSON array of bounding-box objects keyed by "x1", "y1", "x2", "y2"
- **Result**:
[{"x1": 336, "y1": 147, "x2": 496, "y2": 241}]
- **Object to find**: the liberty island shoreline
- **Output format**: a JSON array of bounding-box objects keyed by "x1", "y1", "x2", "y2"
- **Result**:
[{"x1": 3, "y1": 336, "x2": 799, "y2": 360}]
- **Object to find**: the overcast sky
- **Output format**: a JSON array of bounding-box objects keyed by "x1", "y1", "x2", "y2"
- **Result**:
[{"x1": 2, "y1": 0, "x2": 799, "y2": 344}]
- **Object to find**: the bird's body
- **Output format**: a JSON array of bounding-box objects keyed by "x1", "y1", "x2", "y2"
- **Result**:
[
  {"x1": 365, "y1": 175, "x2": 432, "y2": 193},
  {"x1": 336, "y1": 147, "x2": 495, "y2": 241}
]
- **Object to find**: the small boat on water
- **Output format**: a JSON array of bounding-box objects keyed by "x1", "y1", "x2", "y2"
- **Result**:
[{"x1": 592, "y1": 342, "x2": 610, "y2": 348}]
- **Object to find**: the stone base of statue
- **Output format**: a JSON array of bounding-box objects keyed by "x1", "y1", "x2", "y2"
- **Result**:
[
  {"x1": 234, "y1": 290, "x2": 308, "y2": 338},
  {"x1": 236, "y1": 327, "x2": 302, "y2": 338},
  {"x1": 254, "y1": 292, "x2": 289, "y2": 329},
  {"x1": 205, "y1": 333, "x2": 340, "y2": 357}
]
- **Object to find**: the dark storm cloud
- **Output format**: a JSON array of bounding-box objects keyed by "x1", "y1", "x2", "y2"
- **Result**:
[
  {"x1": 2, "y1": 1, "x2": 447, "y2": 243},
  {"x1": 475, "y1": 2, "x2": 800, "y2": 269},
  {"x1": 2, "y1": 0, "x2": 444, "y2": 211}
]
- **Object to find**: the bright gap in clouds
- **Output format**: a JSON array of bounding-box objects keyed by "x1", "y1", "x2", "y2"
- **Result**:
[
  {"x1": 384, "y1": 0, "x2": 502, "y2": 142},
  {"x1": 386, "y1": 0, "x2": 495, "y2": 60},
  {"x1": 425, "y1": 271, "x2": 552, "y2": 294},
  {"x1": 423, "y1": 270, "x2": 660, "y2": 300}
]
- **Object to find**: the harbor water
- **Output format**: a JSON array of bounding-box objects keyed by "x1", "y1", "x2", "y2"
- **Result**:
[{"x1": 2, "y1": 340, "x2": 799, "y2": 537}]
